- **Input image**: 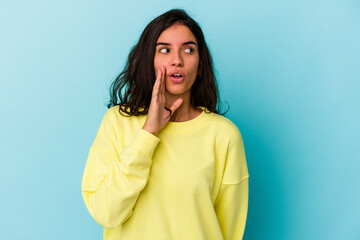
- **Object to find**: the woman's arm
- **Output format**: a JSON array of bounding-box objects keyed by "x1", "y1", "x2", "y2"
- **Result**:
[
  {"x1": 214, "y1": 127, "x2": 250, "y2": 239},
  {"x1": 81, "y1": 110, "x2": 160, "y2": 229},
  {"x1": 81, "y1": 67, "x2": 182, "y2": 229},
  {"x1": 215, "y1": 178, "x2": 249, "y2": 239}
]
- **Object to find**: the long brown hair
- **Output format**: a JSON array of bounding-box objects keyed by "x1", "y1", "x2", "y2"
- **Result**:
[{"x1": 108, "y1": 9, "x2": 228, "y2": 115}]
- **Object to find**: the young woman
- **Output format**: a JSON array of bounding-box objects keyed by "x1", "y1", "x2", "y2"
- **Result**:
[{"x1": 82, "y1": 9, "x2": 249, "y2": 240}]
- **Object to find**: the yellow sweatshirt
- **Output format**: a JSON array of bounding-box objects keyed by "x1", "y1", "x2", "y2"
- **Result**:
[{"x1": 81, "y1": 106, "x2": 249, "y2": 240}]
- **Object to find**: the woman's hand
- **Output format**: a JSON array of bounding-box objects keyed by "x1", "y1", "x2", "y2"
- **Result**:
[{"x1": 142, "y1": 66, "x2": 183, "y2": 135}]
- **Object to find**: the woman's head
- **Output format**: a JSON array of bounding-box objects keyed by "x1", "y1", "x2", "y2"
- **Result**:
[
  {"x1": 154, "y1": 23, "x2": 199, "y2": 101},
  {"x1": 108, "y1": 9, "x2": 226, "y2": 115}
]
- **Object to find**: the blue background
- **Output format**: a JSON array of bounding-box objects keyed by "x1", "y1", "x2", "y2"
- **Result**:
[{"x1": 1, "y1": 0, "x2": 359, "y2": 239}]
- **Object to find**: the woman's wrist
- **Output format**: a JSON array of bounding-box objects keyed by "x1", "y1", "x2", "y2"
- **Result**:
[{"x1": 142, "y1": 124, "x2": 158, "y2": 136}]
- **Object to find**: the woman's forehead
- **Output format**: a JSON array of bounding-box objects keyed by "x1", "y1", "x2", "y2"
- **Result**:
[{"x1": 157, "y1": 24, "x2": 197, "y2": 45}]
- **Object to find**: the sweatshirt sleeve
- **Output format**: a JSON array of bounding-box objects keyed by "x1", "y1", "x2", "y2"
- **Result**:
[
  {"x1": 81, "y1": 109, "x2": 160, "y2": 229},
  {"x1": 214, "y1": 127, "x2": 250, "y2": 239},
  {"x1": 215, "y1": 179, "x2": 249, "y2": 240}
]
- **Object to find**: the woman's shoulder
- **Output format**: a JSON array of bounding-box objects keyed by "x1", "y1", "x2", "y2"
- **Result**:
[
  {"x1": 102, "y1": 105, "x2": 146, "y2": 124},
  {"x1": 103, "y1": 105, "x2": 125, "y2": 121},
  {"x1": 204, "y1": 111, "x2": 243, "y2": 139}
]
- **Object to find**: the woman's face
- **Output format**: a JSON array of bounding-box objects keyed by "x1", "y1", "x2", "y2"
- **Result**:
[{"x1": 154, "y1": 24, "x2": 200, "y2": 99}]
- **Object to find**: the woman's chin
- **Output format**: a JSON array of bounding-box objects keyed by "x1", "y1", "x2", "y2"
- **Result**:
[{"x1": 165, "y1": 88, "x2": 191, "y2": 98}]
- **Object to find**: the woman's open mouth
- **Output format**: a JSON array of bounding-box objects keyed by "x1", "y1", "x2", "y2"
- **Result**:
[{"x1": 170, "y1": 73, "x2": 184, "y2": 83}]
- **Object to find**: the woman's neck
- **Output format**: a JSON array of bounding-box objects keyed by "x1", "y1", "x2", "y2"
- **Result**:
[{"x1": 165, "y1": 93, "x2": 202, "y2": 122}]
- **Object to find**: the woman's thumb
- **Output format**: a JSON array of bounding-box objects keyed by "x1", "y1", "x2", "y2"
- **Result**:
[{"x1": 169, "y1": 98, "x2": 183, "y2": 113}]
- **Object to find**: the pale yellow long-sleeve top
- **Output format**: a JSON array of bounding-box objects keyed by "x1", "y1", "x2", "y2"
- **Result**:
[{"x1": 81, "y1": 106, "x2": 249, "y2": 240}]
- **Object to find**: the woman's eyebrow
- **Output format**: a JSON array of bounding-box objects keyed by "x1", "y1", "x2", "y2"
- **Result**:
[{"x1": 156, "y1": 41, "x2": 197, "y2": 46}]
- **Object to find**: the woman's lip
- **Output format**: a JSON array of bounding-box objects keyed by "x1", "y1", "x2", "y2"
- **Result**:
[{"x1": 169, "y1": 76, "x2": 184, "y2": 83}]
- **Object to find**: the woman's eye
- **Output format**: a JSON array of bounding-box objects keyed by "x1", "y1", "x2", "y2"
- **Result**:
[
  {"x1": 158, "y1": 47, "x2": 194, "y2": 53},
  {"x1": 184, "y1": 48, "x2": 194, "y2": 53},
  {"x1": 159, "y1": 48, "x2": 169, "y2": 53}
]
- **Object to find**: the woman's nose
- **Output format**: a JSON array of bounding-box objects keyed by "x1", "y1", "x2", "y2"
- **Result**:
[{"x1": 171, "y1": 52, "x2": 183, "y2": 67}]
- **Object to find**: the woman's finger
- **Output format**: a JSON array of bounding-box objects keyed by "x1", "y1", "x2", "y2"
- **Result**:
[
  {"x1": 159, "y1": 68, "x2": 163, "y2": 98},
  {"x1": 159, "y1": 67, "x2": 164, "y2": 98},
  {"x1": 162, "y1": 67, "x2": 166, "y2": 96},
  {"x1": 152, "y1": 69, "x2": 161, "y2": 98}
]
